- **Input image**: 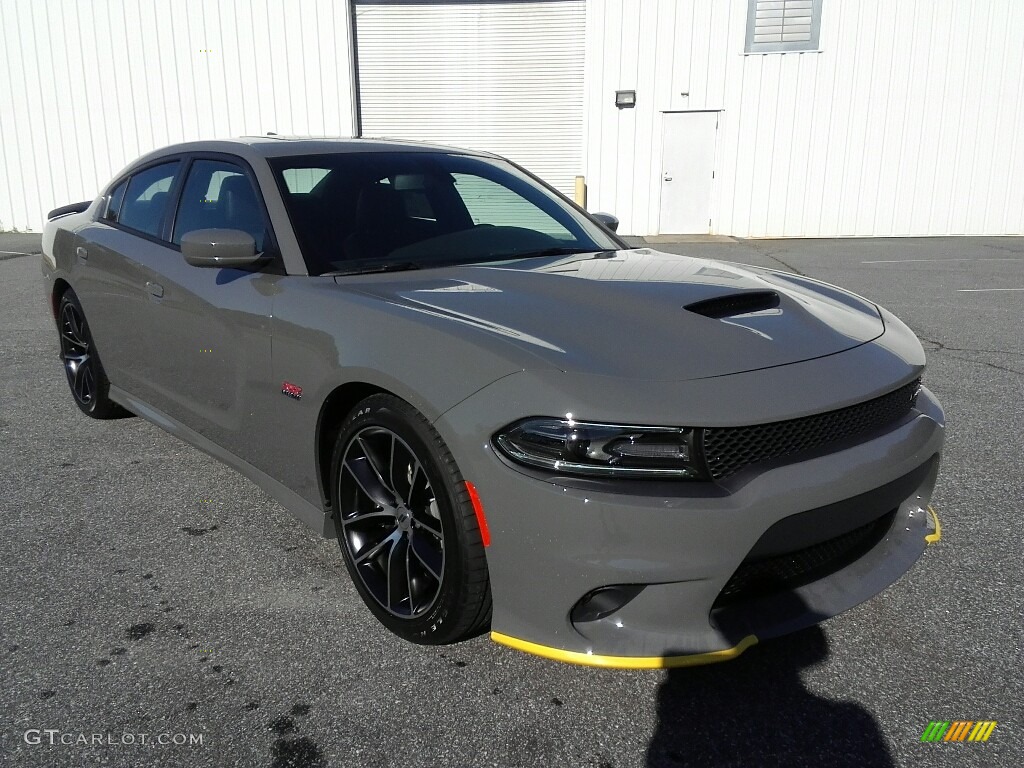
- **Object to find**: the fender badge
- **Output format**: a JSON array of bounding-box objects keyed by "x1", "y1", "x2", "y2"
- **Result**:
[{"x1": 281, "y1": 382, "x2": 302, "y2": 400}]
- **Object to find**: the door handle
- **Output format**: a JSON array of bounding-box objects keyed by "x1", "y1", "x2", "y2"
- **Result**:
[
  {"x1": 146, "y1": 281, "x2": 164, "y2": 299},
  {"x1": 663, "y1": 173, "x2": 673, "y2": 181},
  {"x1": 76, "y1": 246, "x2": 88, "y2": 260}
]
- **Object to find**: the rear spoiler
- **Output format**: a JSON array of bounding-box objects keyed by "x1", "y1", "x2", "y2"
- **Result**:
[{"x1": 47, "y1": 201, "x2": 91, "y2": 220}]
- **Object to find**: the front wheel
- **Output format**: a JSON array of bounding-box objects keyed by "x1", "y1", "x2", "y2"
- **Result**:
[{"x1": 330, "y1": 394, "x2": 491, "y2": 644}]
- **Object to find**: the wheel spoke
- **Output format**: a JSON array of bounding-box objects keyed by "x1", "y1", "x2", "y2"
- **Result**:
[
  {"x1": 385, "y1": 534, "x2": 410, "y2": 611},
  {"x1": 413, "y1": 510, "x2": 443, "y2": 540},
  {"x1": 61, "y1": 330, "x2": 84, "y2": 350},
  {"x1": 82, "y1": 366, "x2": 95, "y2": 402},
  {"x1": 71, "y1": 356, "x2": 89, "y2": 399},
  {"x1": 342, "y1": 509, "x2": 397, "y2": 527},
  {"x1": 344, "y1": 455, "x2": 396, "y2": 508},
  {"x1": 69, "y1": 309, "x2": 86, "y2": 346},
  {"x1": 410, "y1": 534, "x2": 442, "y2": 582},
  {"x1": 357, "y1": 436, "x2": 400, "y2": 502},
  {"x1": 405, "y1": 460, "x2": 422, "y2": 507},
  {"x1": 405, "y1": 537, "x2": 416, "y2": 615},
  {"x1": 387, "y1": 433, "x2": 398, "y2": 499},
  {"x1": 354, "y1": 526, "x2": 400, "y2": 566},
  {"x1": 65, "y1": 309, "x2": 78, "y2": 340}
]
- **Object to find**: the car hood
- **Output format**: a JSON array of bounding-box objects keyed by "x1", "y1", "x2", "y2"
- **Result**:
[{"x1": 342, "y1": 249, "x2": 885, "y2": 381}]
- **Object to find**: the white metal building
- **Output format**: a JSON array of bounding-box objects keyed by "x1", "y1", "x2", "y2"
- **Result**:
[{"x1": 2, "y1": 0, "x2": 1022, "y2": 237}]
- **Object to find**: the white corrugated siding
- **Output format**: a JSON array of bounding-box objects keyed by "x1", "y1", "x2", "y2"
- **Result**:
[
  {"x1": 0, "y1": 0, "x2": 357, "y2": 232},
  {"x1": 355, "y1": 0, "x2": 585, "y2": 196},
  {"x1": 585, "y1": 0, "x2": 1024, "y2": 236}
]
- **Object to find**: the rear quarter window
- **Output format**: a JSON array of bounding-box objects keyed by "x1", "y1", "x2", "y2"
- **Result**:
[{"x1": 104, "y1": 180, "x2": 128, "y2": 222}]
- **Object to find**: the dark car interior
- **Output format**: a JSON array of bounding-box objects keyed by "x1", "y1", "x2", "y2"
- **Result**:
[{"x1": 272, "y1": 153, "x2": 601, "y2": 275}]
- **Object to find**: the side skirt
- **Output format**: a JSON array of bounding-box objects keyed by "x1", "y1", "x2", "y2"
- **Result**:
[{"x1": 109, "y1": 386, "x2": 334, "y2": 538}]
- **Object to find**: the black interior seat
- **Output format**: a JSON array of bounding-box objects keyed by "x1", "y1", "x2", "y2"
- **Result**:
[
  {"x1": 134, "y1": 191, "x2": 168, "y2": 236},
  {"x1": 343, "y1": 183, "x2": 414, "y2": 261}
]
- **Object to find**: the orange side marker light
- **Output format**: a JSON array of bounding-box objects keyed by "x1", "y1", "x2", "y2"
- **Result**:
[{"x1": 465, "y1": 481, "x2": 491, "y2": 547}]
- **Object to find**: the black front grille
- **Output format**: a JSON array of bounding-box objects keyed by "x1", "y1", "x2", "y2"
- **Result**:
[
  {"x1": 702, "y1": 379, "x2": 921, "y2": 480},
  {"x1": 713, "y1": 510, "x2": 897, "y2": 608}
]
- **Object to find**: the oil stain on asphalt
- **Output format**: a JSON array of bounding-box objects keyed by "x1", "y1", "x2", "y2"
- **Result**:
[
  {"x1": 182, "y1": 524, "x2": 219, "y2": 536},
  {"x1": 269, "y1": 705, "x2": 326, "y2": 768},
  {"x1": 125, "y1": 622, "x2": 155, "y2": 641}
]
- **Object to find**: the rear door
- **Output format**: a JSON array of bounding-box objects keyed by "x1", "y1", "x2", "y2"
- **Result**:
[{"x1": 73, "y1": 160, "x2": 182, "y2": 395}]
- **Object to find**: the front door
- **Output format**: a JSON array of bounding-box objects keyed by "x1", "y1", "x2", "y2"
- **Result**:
[
  {"x1": 133, "y1": 157, "x2": 277, "y2": 459},
  {"x1": 659, "y1": 112, "x2": 719, "y2": 234}
]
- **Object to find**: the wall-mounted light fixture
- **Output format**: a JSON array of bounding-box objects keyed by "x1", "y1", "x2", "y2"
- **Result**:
[{"x1": 615, "y1": 90, "x2": 636, "y2": 109}]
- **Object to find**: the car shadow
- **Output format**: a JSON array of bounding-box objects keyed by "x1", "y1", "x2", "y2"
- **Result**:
[{"x1": 646, "y1": 618, "x2": 895, "y2": 767}]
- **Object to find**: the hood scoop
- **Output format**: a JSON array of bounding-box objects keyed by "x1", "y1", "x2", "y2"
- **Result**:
[{"x1": 685, "y1": 290, "x2": 780, "y2": 319}]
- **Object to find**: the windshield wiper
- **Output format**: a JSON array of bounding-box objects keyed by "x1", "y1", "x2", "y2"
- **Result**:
[{"x1": 323, "y1": 261, "x2": 423, "y2": 276}]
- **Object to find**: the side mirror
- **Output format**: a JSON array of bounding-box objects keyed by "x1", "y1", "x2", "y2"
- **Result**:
[
  {"x1": 591, "y1": 212, "x2": 620, "y2": 233},
  {"x1": 181, "y1": 229, "x2": 261, "y2": 268}
]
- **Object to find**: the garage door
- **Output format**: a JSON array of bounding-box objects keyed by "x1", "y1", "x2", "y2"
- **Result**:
[{"x1": 355, "y1": 0, "x2": 585, "y2": 197}]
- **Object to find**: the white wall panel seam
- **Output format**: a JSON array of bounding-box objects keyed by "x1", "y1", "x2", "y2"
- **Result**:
[
  {"x1": 968, "y1": 4, "x2": 998, "y2": 232},
  {"x1": 987, "y1": 6, "x2": 1012, "y2": 233},
  {"x1": 1001, "y1": 7, "x2": 1024, "y2": 232}
]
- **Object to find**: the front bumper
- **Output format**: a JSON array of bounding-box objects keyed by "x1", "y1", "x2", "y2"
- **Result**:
[{"x1": 439, "y1": 384, "x2": 945, "y2": 666}]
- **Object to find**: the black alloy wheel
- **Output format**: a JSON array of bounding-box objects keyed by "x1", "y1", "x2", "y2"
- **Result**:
[
  {"x1": 331, "y1": 394, "x2": 491, "y2": 644},
  {"x1": 340, "y1": 426, "x2": 446, "y2": 619},
  {"x1": 57, "y1": 291, "x2": 129, "y2": 419},
  {"x1": 60, "y1": 299, "x2": 95, "y2": 407}
]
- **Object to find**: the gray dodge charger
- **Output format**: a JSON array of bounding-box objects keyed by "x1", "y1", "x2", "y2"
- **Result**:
[{"x1": 41, "y1": 137, "x2": 944, "y2": 668}]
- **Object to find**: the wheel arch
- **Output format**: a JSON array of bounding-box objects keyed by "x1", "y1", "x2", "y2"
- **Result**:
[
  {"x1": 51, "y1": 278, "x2": 72, "y2": 320},
  {"x1": 315, "y1": 381, "x2": 391, "y2": 510}
]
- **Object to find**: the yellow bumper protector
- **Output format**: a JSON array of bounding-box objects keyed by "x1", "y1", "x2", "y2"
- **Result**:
[
  {"x1": 490, "y1": 632, "x2": 758, "y2": 669},
  {"x1": 925, "y1": 505, "x2": 942, "y2": 544}
]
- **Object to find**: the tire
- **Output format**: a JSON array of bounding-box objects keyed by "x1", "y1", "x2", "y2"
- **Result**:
[
  {"x1": 330, "y1": 394, "x2": 491, "y2": 644},
  {"x1": 57, "y1": 290, "x2": 130, "y2": 419}
]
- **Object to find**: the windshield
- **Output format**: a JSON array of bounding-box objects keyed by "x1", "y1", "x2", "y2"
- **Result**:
[{"x1": 268, "y1": 151, "x2": 622, "y2": 276}]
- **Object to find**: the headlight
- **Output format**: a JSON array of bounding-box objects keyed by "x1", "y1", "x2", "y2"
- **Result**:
[{"x1": 493, "y1": 417, "x2": 706, "y2": 479}]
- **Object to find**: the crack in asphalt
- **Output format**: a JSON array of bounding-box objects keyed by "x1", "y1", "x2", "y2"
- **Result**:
[
  {"x1": 734, "y1": 241, "x2": 809, "y2": 276},
  {"x1": 916, "y1": 333, "x2": 1024, "y2": 378},
  {"x1": 977, "y1": 241, "x2": 1024, "y2": 256}
]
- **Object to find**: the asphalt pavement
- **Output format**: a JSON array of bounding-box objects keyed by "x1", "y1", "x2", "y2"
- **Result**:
[{"x1": 1, "y1": 233, "x2": 1021, "y2": 768}]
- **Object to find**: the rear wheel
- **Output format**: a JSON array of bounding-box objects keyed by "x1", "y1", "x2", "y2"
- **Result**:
[
  {"x1": 330, "y1": 394, "x2": 491, "y2": 644},
  {"x1": 57, "y1": 291, "x2": 129, "y2": 419}
]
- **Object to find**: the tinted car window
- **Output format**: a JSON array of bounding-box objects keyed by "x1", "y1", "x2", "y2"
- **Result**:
[
  {"x1": 104, "y1": 180, "x2": 128, "y2": 222},
  {"x1": 269, "y1": 152, "x2": 620, "y2": 275},
  {"x1": 281, "y1": 167, "x2": 330, "y2": 193},
  {"x1": 172, "y1": 160, "x2": 265, "y2": 250},
  {"x1": 118, "y1": 162, "x2": 179, "y2": 237},
  {"x1": 452, "y1": 174, "x2": 570, "y2": 238}
]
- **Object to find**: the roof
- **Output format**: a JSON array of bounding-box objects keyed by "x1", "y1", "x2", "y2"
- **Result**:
[
  {"x1": 154, "y1": 136, "x2": 493, "y2": 158},
  {"x1": 113, "y1": 136, "x2": 503, "y2": 185}
]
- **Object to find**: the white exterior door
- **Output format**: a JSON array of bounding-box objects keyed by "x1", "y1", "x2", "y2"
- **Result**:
[
  {"x1": 355, "y1": 0, "x2": 585, "y2": 197},
  {"x1": 659, "y1": 112, "x2": 719, "y2": 234}
]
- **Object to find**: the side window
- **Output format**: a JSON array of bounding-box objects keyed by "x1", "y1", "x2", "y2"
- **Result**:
[
  {"x1": 172, "y1": 160, "x2": 266, "y2": 250},
  {"x1": 118, "y1": 162, "x2": 179, "y2": 237},
  {"x1": 452, "y1": 174, "x2": 571, "y2": 239},
  {"x1": 104, "y1": 180, "x2": 128, "y2": 222}
]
